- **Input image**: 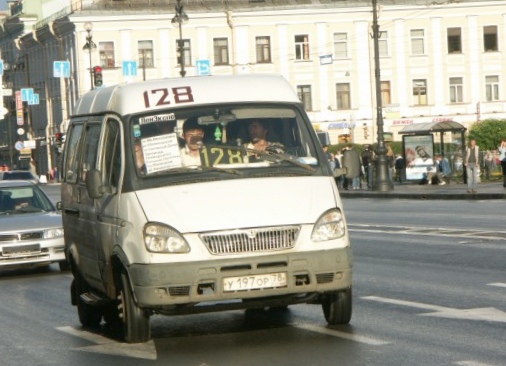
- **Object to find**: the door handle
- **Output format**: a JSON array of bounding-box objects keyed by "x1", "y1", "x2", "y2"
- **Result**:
[{"x1": 64, "y1": 208, "x2": 79, "y2": 216}]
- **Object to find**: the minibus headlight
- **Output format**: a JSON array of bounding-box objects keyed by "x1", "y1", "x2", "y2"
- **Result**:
[
  {"x1": 143, "y1": 224, "x2": 190, "y2": 253},
  {"x1": 311, "y1": 208, "x2": 346, "y2": 242}
]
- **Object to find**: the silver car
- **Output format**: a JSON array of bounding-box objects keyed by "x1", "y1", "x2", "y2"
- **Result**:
[{"x1": 0, "y1": 180, "x2": 67, "y2": 271}]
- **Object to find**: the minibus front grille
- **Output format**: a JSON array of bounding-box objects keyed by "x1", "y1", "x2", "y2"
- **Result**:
[{"x1": 201, "y1": 226, "x2": 299, "y2": 255}]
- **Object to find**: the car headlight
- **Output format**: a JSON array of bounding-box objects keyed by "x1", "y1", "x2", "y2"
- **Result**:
[
  {"x1": 44, "y1": 228, "x2": 64, "y2": 239},
  {"x1": 311, "y1": 208, "x2": 346, "y2": 242},
  {"x1": 144, "y1": 223, "x2": 190, "y2": 253}
]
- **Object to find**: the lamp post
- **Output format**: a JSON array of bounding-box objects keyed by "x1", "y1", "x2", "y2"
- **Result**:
[
  {"x1": 171, "y1": 0, "x2": 189, "y2": 77},
  {"x1": 371, "y1": 0, "x2": 393, "y2": 192},
  {"x1": 82, "y1": 22, "x2": 96, "y2": 89}
]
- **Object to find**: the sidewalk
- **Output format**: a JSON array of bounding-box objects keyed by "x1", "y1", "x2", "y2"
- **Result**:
[{"x1": 339, "y1": 180, "x2": 506, "y2": 200}]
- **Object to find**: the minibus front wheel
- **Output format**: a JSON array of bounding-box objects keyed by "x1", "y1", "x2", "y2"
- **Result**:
[
  {"x1": 322, "y1": 287, "x2": 352, "y2": 325},
  {"x1": 118, "y1": 270, "x2": 151, "y2": 343}
]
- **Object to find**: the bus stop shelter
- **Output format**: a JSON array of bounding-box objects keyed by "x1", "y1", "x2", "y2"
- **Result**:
[
  {"x1": 398, "y1": 120, "x2": 467, "y2": 157},
  {"x1": 398, "y1": 121, "x2": 467, "y2": 181}
]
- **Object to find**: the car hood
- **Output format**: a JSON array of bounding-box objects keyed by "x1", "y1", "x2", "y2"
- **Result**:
[
  {"x1": 0, "y1": 211, "x2": 62, "y2": 233},
  {"x1": 135, "y1": 177, "x2": 338, "y2": 233}
]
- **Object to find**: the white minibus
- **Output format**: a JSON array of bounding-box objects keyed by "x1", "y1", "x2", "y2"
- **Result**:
[{"x1": 61, "y1": 74, "x2": 352, "y2": 343}]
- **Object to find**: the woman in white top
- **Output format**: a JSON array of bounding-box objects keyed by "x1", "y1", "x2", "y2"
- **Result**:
[{"x1": 498, "y1": 139, "x2": 506, "y2": 187}]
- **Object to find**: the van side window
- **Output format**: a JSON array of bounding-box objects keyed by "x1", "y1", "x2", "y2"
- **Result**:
[
  {"x1": 63, "y1": 124, "x2": 84, "y2": 183},
  {"x1": 79, "y1": 125, "x2": 101, "y2": 183},
  {"x1": 101, "y1": 119, "x2": 121, "y2": 192}
]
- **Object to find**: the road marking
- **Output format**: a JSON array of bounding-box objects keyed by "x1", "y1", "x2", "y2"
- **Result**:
[
  {"x1": 362, "y1": 296, "x2": 506, "y2": 323},
  {"x1": 348, "y1": 224, "x2": 506, "y2": 241},
  {"x1": 454, "y1": 361, "x2": 496, "y2": 366},
  {"x1": 293, "y1": 323, "x2": 389, "y2": 345},
  {"x1": 488, "y1": 282, "x2": 506, "y2": 288},
  {"x1": 57, "y1": 326, "x2": 157, "y2": 360}
]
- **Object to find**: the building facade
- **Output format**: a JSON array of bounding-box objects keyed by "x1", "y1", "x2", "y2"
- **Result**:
[{"x1": 1, "y1": 0, "x2": 506, "y2": 174}]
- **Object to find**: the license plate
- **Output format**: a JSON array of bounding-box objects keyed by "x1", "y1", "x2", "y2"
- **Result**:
[
  {"x1": 223, "y1": 272, "x2": 287, "y2": 292},
  {"x1": 2, "y1": 244, "x2": 41, "y2": 257}
]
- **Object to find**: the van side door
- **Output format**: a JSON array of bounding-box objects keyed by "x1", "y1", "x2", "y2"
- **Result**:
[
  {"x1": 93, "y1": 116, "x2": 123, "y2": 295},
  {"x1": 63, "y1": 119, "x2": 104, "y2": 292}
]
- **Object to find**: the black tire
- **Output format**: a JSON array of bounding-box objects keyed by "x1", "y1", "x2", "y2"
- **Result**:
[
  {"x1": 58, "y1": 260, "x2": 71, "y2": 272},
  {"x1": 322, "y1": 288, "x2": 352, "y2": 325},
  {"x1": 74, "y1": 272, "x2": 103, "y2": 328},
  {"x1": 118, "y1": 271, "x2": 151, "y2": 343}
]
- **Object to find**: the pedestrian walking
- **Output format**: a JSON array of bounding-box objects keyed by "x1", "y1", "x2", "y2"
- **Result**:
[{"x1": 464, "y1": 139, "x2": 480, "y2": 194}]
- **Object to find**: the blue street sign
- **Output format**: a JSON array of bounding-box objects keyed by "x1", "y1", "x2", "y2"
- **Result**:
[
  {"x1": 123, "y1": 61, "x2": 137, "y2": 77},
  {"x1": 53, "y1": 61, "x2": 71, "y2": 78},
  {"x1": 21, "y1": 88, "x2": 34, "y2": 102},
  {"x1": 196, "y1": 59, "x2": 211, "y2": 76},
  {"x1": 28, "y1": 93, "x2": 39, "y2": 105},
  {"x1": 0, "y1": 60, "x2": 3, "y2": 76}
]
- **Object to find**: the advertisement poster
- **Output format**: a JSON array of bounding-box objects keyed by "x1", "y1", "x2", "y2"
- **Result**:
[{"x1": 403, "y1": 134, "x2": 434, "y2": 180}]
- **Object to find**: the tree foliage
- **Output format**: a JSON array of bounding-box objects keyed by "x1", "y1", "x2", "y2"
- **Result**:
[{"x1": 468, "y1": 119, "x2": 506, "y2": 150}]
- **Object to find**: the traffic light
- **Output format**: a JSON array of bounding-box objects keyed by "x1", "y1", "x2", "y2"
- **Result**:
[
  {"x1": 55, "y1": 132, "x2": 63, "y2": 145},
  {"x1": 93, "y1": 66, "x2": 103, "y2": 87}
]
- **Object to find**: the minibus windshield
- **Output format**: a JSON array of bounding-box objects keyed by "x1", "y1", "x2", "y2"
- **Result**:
[{"x1": 130, "y1": 104, "x2": 320, "y2": 178}]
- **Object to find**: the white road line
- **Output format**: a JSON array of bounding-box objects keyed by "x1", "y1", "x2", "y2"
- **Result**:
[
  {"x1": 293, "y1": 323, "x2": 390, "y2": 345},
  {"x1": 454, "y1": 361, "x2": 496, "y2": 366},
  {"x1": 488, "y1": 282, "x2": 506, "y2": 288},
  {"x1": 56, "y1": 326, "x2": 157, "y2": 360}
]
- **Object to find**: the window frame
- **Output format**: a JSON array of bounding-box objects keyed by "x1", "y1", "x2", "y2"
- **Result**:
[
  {"x1": 485, "y1": 75, "x2": 500, "y2": 101},
  {"x1": 99, "y1": 41, "x2": 115, "y2": 69},
  {"x1": 483, "y1": 25, "x2": 498, "y2": 52},
  {"x1": 336, "y1": 83, "x2": 351, "y2": 110},
  {"x1": 412, "y1": 79, "x2": 428, "y2": 106},
  {"x1": 333, "y1": 32, "x2": 348, "y2": 59},
  {"x1": 447, "y1": 28, "x2": 462, "y2": 54},
  {"x1": 213, "y1": 38, "x2": 229, "y2": 66},
  {"x1": 449, "y1": 77, "x2": 463, "y2": 103},
  {"x1": 255, "y1": 36, "x2": 271, "y2": 63},
  {"x1": 294, "y1": 34, "x2": 310, "y2": 61},
  {"x1": 297, "y1": 85, "x2": 313, "y2": 111},
  {"x1": 410, "y1": 29, "x2": 425, "y2": 56},
  {"x1": 138, "y1": 40, "x2": 154, "y2": 68}
]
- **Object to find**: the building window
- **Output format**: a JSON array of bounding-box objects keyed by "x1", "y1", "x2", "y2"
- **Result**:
[
  {"x1": 99, "y1": 41, "x2": 115, "y2": 68},
  {"x1": 485, "y1": 75, "x2": 499, "y2": 101},
  {"x1": 381, "y1": 81, "x2": 391, "y2": 105},
  {"x1": 297, "y1": 85, "x2": 312, "y2": 111},
  {"x1": 256, "y1": 36, "x2": 271, "y2": 63},
  {"x1": 138, "y1": 40, "x2": 154, "y2": 68},
  {"x1": 336, "y1": 83, "x2": 351, "y2": 110},
  {"x1": 295, "y1": 35, "x2": 310, "y2": 60},
  {"x1": 410, "y1": 29, "x2": 425, "y2": 55},
  {"x1": 447, "y1": 28, "x2": 462, "y2": 53},
  {"x1": 413, "y1": 79, "x2": 427, "y2": 105},
  {"x1": 214, "y1": 38, "x2": 229, "y2": 65},
  {"x1": 379, "y1": 31, "x2": 388, "y2": 57},
  {"x1": 333, "y1": 33, "x2": 348, "y2": 59},
  {"x1": 176, "y1": 39, "x2": 191, "y2": 67},
  {"x1": 484, "y1": 26, "x2": 498, "y2": 52},
  {"x1": 449, "y1": 77, "x2": 463, "y2": 103}
]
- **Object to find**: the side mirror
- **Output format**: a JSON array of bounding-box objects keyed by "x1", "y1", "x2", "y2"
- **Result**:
[
  {"x1": 86, "y1": 169, "x2": 104, "y2": 199},
  {"x1": 55, "y1": 201, "x2": 63, "y2": 211}
]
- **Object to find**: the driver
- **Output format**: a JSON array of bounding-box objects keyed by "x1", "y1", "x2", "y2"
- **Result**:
[{"x1": 180, "y1": 119, "x2": 205, "y2": 166}]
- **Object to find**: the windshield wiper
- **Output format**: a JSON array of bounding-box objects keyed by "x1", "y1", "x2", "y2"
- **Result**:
[{"x1": 246, "y1": 148, "x2": 316, "y2": 173}]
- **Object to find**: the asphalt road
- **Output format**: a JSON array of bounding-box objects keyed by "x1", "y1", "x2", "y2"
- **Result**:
[{"x1": 0, "y1": 189, "x2": 503, "y2": 365}]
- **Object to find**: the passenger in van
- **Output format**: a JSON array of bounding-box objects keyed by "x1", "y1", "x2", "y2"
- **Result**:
[
  {"x1": 245, "y1": 119, "x2": 284, "y2": 154},
  {"x1": 135, "y1": 141, "x2": 147, "y2": 175},
  {"x1": 180, "y1": 119, "x2": 205, "y2": 166}
]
